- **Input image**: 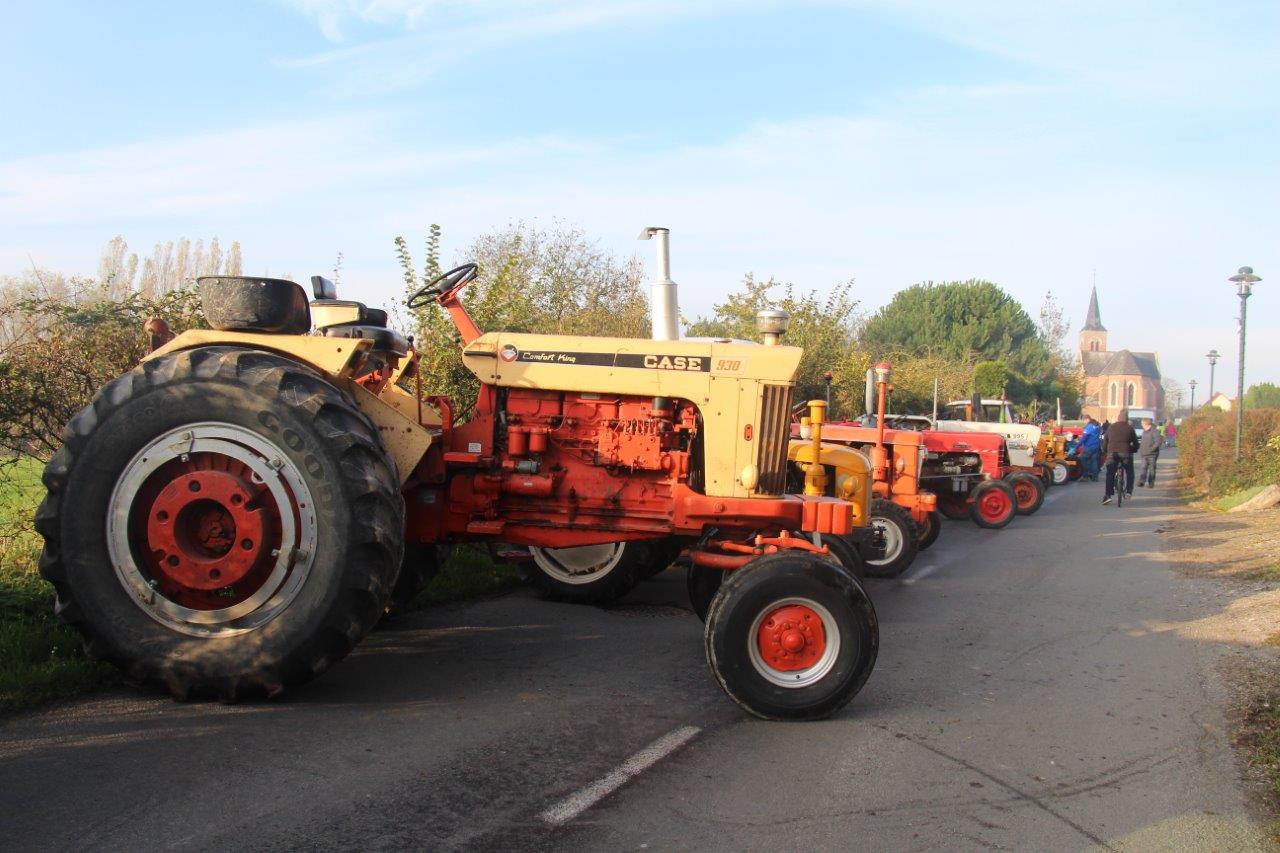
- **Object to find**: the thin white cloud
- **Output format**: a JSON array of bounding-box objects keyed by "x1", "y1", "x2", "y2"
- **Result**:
[
  {"x1": 276, "y1": 0, "x2": 758, "y2": 94},
  {"x1": 281, "y1": 0, "x2": 730, "y2": 43}
]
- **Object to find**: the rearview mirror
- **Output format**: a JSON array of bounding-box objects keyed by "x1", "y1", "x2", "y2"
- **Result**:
[{"x1": 311, "y1": 275, "x2": 337, "y2": 300}]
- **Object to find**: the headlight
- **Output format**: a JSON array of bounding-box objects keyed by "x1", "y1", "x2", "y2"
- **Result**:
[{"x1": 740, "y1": 463, "x2": 759, "y2": 490}]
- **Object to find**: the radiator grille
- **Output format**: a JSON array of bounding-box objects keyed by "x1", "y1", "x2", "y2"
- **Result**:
[{"x1": 756, "y1": 384, "x2": 794, "y2": 494}]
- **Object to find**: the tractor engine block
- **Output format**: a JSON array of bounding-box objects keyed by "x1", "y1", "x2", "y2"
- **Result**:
[
  {"x1": 502, "y1": 389, "x2": 693, "y2": 474},
  {"x1": 426, "y1": 388, "x2": 701, "y2": 544}
]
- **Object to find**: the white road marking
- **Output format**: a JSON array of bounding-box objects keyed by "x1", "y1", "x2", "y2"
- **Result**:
[{"x1": 540, "y1": 726, "x2": 701, "y2": 826}]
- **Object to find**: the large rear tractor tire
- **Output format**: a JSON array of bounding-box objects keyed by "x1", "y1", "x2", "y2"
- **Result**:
[
  {"x1": 1005, "y1": 471, "x2": 1046, "y2": 516},
  {"x1": 35, "y1": 347, "x2": 404, "y2": 701},
  {"x1": 858, "y1": 499, "x2": 919, "y2": 578},
  {"x1": 969, "y1": 479, "x2": 1017, "y2": 529},
  {"x1": 641, "y1": 538, "x2": 684, "y2": 579},
  {"x1": 917, "y1": 509, "x2": 942, "y2": 551},
  {"x1": 384, "y1": 545, "x2": 444, "y2": 617},
  {"x1": 527, "y1": 539, "x2": 664, "y2": 604},
  {"x1": 705, "y1": 552, "x2": 878, "y2": 721}
]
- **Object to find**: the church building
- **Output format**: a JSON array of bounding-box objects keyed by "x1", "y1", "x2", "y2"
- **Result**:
[{"x1": 1078, "y1": 287, "x2": 1163, "y2": 421}]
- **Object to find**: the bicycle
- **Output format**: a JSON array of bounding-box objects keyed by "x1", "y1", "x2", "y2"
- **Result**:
[
  {"x1": 1114, "y1": 458, "x2": 1127, "y2": 506},
  {"x1": 1108, "y1": 452, "x2": 1131, "y2": 507}
]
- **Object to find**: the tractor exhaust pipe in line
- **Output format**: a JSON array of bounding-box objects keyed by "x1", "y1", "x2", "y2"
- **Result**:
[{"x1": 639, "y1": 227, "x2": 679, "y2": 342}]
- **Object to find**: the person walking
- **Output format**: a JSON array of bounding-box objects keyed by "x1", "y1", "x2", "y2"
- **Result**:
[
  {"x1": 1101, "y1": 411, "x2": 1138, "y2": 504},
  {"x1": 1137, "y1": 417, "x2": 1160, "y2": 488},
  {"x1": 1165, "y1": 421, "x2": 1177, "y2": 448},
  {"x1": 1079, "y1": 416, "x2": 1102, "y2": 481}
]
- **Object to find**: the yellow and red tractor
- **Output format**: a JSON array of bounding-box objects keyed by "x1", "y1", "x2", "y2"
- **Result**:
[
  {"x1": 35, "y1": 263, "x2": 877, "y2": 720},
  {"x1": 794, "y1": 363, "x2": 940, "y2": 578}
]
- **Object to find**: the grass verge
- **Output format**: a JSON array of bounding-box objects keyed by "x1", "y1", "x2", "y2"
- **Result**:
[
  {"x1": 406, "y1": 546, "x2": 523, "y2": 609},
  {"x1": 1234, "y1": 685, "x2": 1280, "y2": 828},
  {"x1": 1, "y1": 459, "x2": 114, "y2": 714},
  {"x1": 1216, "y1": 484, "x2": 1269, "y2": 512}
]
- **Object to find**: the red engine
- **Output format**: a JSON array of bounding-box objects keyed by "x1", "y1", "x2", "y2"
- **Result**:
[{"x1": 406, "y1": 387, "x2": 701, "y2": 547}]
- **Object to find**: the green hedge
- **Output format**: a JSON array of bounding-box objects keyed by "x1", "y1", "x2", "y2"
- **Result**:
[{"x1": 1178, "y1": 408, "x2": 1280, "y2": 497}]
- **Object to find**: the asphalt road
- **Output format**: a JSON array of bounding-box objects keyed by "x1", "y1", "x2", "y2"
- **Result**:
[{"x1": 1, "y1": 453, "x2": 1272, "y2": 851}]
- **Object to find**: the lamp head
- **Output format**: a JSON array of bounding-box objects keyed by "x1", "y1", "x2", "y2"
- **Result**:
[{"x1": 1229, "y1": 265, "x2": 1261, "y2": 293}]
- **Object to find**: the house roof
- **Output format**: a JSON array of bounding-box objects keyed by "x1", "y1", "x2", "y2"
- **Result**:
[
  {"x1": 1082, "y1": 286, "x2": 1106, "y2": 332},
  {"x1": 1081, "y1": 349, "x2": 1162, "y2": 379}
]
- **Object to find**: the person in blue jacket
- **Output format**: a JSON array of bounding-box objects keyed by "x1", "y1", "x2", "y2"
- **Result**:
[{"x1": 1079, "y1": 416, "x2": 1102, "y2": 481}]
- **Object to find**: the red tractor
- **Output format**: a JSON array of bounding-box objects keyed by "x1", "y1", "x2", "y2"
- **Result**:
[
  {"x1": 803, "y1": 363, "x2": 940, "y2": 577},
  {"x1": 917, "y1": 428, "x2": 1019, "y2": 529},
  {"x1": 36, "y1": 260, "x2": 877, "y2": 720}
]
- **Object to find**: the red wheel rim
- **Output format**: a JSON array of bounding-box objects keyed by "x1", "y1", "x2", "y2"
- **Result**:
[
  {"x1": 977, "y1": 487, "x2": 1012, "y2": 522},
  {"x1": 1011, "y1": 479, "x2": 1036, "y2": 510},
  {"x1": 129, "y1": 452, "x2": 287, "y2": 611},
  {"x1": 755, "y1": 603, "x2": 828, "y2": 672}
]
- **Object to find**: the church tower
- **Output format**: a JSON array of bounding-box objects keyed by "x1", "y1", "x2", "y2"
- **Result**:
[{"x1": 1079, "y1": 286, "x2": 1107, "y2": 354}]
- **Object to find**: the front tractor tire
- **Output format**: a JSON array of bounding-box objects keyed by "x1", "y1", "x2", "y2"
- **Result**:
[
  {"x1": 1005, "y1": 471, "x2": 1046, "y2": 516},
  {"x1": 687, "y1": 536, "x2": 863, "y2": 624},
  {"x1": 705, "y1": 552, "x2": 878, "y2": 721},
  {"x1": 1052, "y1": 461, "x2": 1071, "y2": 486},
  {"x1": 917, "y1": 509, "x2": 942, "y2": 551},
  {"x1": 969, "y1": 479, "x2": 1017, "y2": 529},
  {"x1": 35, "y1": 347, "x2": 404, "y2": 701},
  {"x1": 858, "y1": 499, "x2": 919, "y2": 578}
]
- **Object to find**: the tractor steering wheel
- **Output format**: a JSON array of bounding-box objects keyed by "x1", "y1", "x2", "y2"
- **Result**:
[{"x1": 406, "y1": 263, "x2": 478, "y2": 309}]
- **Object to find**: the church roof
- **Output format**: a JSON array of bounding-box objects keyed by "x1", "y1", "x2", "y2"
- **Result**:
[
  {"x1": 1081, "y1": 349, "x2": 1162, "y2": 379},
  {"x1": 1082, "y1": 286, "x2": 1106, "y2": 332},
  {"x1": 1081, "y1": 351, "x2": 1109, "y2": 376}
]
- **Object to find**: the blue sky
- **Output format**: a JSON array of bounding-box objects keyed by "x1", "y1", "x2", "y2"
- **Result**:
[{"x1": 2, "y1": 0, "x2": 1277, "y2": 392}]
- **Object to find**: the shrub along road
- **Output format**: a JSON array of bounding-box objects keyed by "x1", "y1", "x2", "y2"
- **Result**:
[{"x1": 0, "y1": 455, "x2": 1271, "y2": 850}]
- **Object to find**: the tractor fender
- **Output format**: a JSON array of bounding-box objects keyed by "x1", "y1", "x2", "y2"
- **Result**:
[
  {"x1": 788, "y1": 440, "x2": 872, "y2": 529},
  {"x1": 144, "y1": 332, "x2": 432, "y2": 484}
]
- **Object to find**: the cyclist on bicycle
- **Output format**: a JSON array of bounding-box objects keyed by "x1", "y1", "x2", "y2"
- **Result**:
[{"x1": 1101, "y1": 409, "x2": 1139, "y2": 505}]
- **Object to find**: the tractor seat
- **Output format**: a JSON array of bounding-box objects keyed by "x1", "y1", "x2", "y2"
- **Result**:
[
  {"x1": 320, "y1": 323, "x2": 410, "y2": 357},
  {"x1": 310, "y1": 299, "x2": 389, "y2": 330}
]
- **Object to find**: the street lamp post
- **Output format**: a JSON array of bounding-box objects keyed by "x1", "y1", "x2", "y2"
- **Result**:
[
  {"x1": 1228, "y1": 267, "x2": 1261, "y2": 461},
  {"x1": 1188, "y1": 379, "x2": 1197, "y2": 410},
  {"x1": 1206, "y1": 349, "x2": 1220, "y2": 401}
]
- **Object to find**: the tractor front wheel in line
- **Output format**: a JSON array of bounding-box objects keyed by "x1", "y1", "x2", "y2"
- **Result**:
[
  {"x1": 687, "y1": 534, "x2": 863, "y2": 623},
  {"x1": 1052, "y1": 461, "x2": 1071, "y2": 486},
  {"x1": 705, "y1": 552, "x2": 878, "y2": 721},
  {"x1": 969, "y1": 479, "x2": 1017, "y2": 529},
  {"x1": 1037, "y1": 464, "x2": 1054, "y2": 490},
  {"x1": 917, "y1": 509, "x2": 942, "y2": 551},
  {"x1": 35, "y1": 347, "x2": 404, "y2": 701},
  {"x1": 858, "y1": 499, "x2": 919, "y2": 578},
  {"x1": 1004, "y1": 471, "x2": 1046, "y2": 516}
]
